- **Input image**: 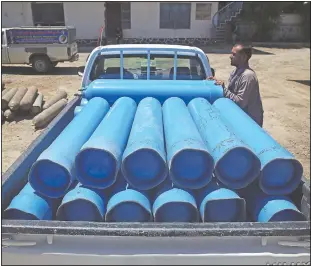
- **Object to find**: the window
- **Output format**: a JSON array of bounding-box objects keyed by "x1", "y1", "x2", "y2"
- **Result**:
[
  {"x1": 90, "y1": 54, "x2": 206, "y2": 80},
  {"x1": 1, "y1": 31, "x2": 4, "y2": 44},
  {"x1": 31, "y1": 2, "x2": 65, "y2": 26},
  {"x1": 196, "y1": 3, "x2": 212, "y2": 20},
  {"x1": 121, "y1": 2, "x2": 131, "y2": 29},
  {"x1": 160, "y1": 3, "x2": 191, "y2": 29}
]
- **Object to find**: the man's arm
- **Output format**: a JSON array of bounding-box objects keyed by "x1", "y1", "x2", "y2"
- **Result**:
[{"x1": 223, "y1": 74, "x2": 255, "y2": 109}]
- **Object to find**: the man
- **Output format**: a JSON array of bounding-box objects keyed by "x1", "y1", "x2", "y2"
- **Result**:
[
  {"x1": 210, "y1": 44, "x2": 264, "y2": 127},
  {"x1": 115, "y1": 27, "x2": 123, "y2": 44}
]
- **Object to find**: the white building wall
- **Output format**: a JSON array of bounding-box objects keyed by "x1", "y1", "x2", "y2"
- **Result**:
[
  {"x1": 1, "y1": 2, "x2": 218, "y2": 40},
  {"x1": 63, "y1": 2, "x2": 105, "y2": 40},
  {"x1": 123, "y1": 2, "x2": 218, "y2": 39},
  {"x1": 279, "y1": 14, "x2": 302, "y2": 25},
  {"x1": 2, "y1": 2, "x2": 33, "y2": 28}
]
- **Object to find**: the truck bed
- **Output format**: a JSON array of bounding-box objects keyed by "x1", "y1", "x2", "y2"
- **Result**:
[{"x1": 2, "y1": 97, "x2": 310, "y2": 265}]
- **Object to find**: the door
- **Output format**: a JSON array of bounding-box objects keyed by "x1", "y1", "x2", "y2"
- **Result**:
[
  {"x1": 105, "y1": 2, "x2": 122, "y2": 38},
  {"x1": 1, "y1": 30, "x2": 10, "y2": 64}
]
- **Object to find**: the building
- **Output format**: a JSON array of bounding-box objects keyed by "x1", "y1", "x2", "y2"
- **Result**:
[{"x1": 1, "y1": 2, "x2": 219, "y2": 46}]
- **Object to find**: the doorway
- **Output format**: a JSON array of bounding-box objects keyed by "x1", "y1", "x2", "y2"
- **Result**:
[{"x1": 105, "y1": 2, "x2": 122, "y2": 38}]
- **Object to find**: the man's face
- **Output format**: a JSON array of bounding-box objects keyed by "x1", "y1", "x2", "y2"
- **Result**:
[{"x1": 230, "y1": 45, "x2": 245, "y2": 67}]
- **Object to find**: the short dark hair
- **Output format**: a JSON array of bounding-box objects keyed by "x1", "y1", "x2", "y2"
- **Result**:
[{"x1": 235, "y1": 44, "x2": 253, "y2": 60}]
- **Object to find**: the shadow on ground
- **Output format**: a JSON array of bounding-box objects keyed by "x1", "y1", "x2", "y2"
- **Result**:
[
  {"x1": 1, "y1": 66, "x2": 78, "y2": 76},
  {"x1": 288, "y1": 80, "x2": 311, "y2": 86},
  {"x1": 12, "y1": 112, "x2": 36, "y2": 123},
  {"x1": 3, "y1": 112, "x2": 35, "y2": 125}
]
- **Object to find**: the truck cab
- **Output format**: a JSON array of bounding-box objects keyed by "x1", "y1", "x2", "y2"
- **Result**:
[{"x1": 1, "y1": 26, "x2": 79, "y2": 73}]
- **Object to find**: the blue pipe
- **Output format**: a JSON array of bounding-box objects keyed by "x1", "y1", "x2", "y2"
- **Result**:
[
  {"x1": 105, "y1": 174, "x2": 152, "y2": 222},
  {"x1": 122, "y1": 97, "x2": 168, "y2": 190},
  {"x1": 152, "y1": 178, "x2": 199, "y2": 222},
  {"x1": 56, "y1": 183, "x2": 107, "y2": 221},
  {"x1": 195, "y1": 179, "x2": 246, "y2": 222},
  {"x1": 242, "y1": 184, "x2": 306, "y2": 222},
  {"x1": 3, "y1": 183, "x2": 55, "y2": 220},
  {"x1": 28, "y1": 97, "x2": 110, "y2": 198},
  {"x1": 74, "y1": 106, "x2": 83, "y2": 116},
  {"x1": 17, "y1": 182, "x2": 37, "y2": 195},
  {"x1": 82, "y1": 79, "x2": 223, "y2": 105},
  {"x1": 80, "y1": 98, "x2": 88, "y2": 106},
  {"x1": 75, "y1": 97, "x2": 137, "y2": 189},
  {"x1": 188, "y1": 98, "x2": 261, "y2": 189},
  {"x1": 162, "y1": 97, "x2": 214, "y2": 189},
  {"x1": 213, "y1": 98, "x2": 303, "y2": 195}
]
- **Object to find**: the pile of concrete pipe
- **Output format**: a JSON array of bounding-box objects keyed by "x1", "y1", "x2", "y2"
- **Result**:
[
  {"x1": 3, "y1": 96, "x2": 306, "y2": 223},
  {"x1": 2, "y1": 84, "x2": 68, "y2": 128}
]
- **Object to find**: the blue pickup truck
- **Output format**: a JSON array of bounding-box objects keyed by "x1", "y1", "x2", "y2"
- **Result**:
[{"x1": 2, "y1": 44, "x2": 310, "y2": 265}]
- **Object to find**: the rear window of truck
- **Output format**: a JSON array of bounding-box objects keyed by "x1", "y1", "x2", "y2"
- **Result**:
[{"x1": 90, "y1": 54, "x2": 206, "y2": 80}]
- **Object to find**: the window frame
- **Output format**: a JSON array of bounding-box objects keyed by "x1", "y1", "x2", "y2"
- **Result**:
[
  {"x1": 195, "y1": 3, "x2": 212, "y2": 21},
  {"x1": 31, "y1": 2, "x2": 65, "y2": 26},
  {"x1": 159, "y1": 3, "x2": 191, "y2": 30},
  {"x1": 89, "y1": 53, "x2": 206, "y2": 81}
]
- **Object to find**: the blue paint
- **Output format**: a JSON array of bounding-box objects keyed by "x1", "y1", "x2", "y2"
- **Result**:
[
  {"x1": 74, "y1": 106, "x2": 83, "y2": 116},
  {"x1": 173, "y1": 51, "x2": 177, "y2": 80},
  {"x1": 28, "y1": 97, "x2": 110, "y2": 198},
  {"x1": 80, "y1": 98, "x2": 88, "y2": 106},
  {"x1": 122, "y1": 97, "x2": 168, "y2": 190},
  {"x1": 188, "y1": 98, "x2": 261, "y2": 189},
  {"x1": 75, "y1": 97, "x2": 137, "y2": 189},
  {"x1": 56, "y1": 183, "x2": 107, "y2": 222},
  {"x1": 120, "y1": 51, "x2": 124, "y2": 79},
  {"x1": 17, "y1": 182, "x2": 37, "y2": 195},
  {"x1": 242, "y1": 184, "x2": 306, "y2": 222},
  {"x1": 105, "y1": 174, "x2": 152, "y2": 222},
  {"x1": 162, "y1": 97, "x2": 214, "y2": 189},
  {"x1": 152, "y1": 178, "x2": 199, "y2": 222},
  {"x1": 3, "y1": 183, "x2": 55, "y2": 220},
  {"x1": 82, "y1": 79, "x2": 223, "y2": 105},
  {"x1": 195, "y1": 180, "x2": 246, "y2": 222},
  {"x1": 213, "y1": 98, "x2": 303, "y2": 195}
]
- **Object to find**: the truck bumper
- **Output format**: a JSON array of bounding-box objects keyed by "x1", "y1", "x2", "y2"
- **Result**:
[{"x1": 69, "y1": 53, "x2": 79, "y2": 62}]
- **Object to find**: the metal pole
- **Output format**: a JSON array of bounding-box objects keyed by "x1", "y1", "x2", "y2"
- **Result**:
[
  {"x1": 147, "y1": 49, "x2": 150, "y2": 80},
  {"x1": 173, "y1": 51, "x2": 177, "y2": 80},
  {"x1": 120, "y1": 50, "x2": 124, "y2": 79}
]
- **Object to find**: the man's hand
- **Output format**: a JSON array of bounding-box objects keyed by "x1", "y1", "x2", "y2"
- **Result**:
[
  {"x1": 214, "y1": 80, "x2": 225, "y2": 88},
  {"x1": 207, "y1": 76, "x2": 225, "y2": 88}
]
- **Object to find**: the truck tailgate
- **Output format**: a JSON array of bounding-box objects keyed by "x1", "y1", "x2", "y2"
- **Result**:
[{"x1": 2, "y1": 232, "x2": 310, "y2": 265}]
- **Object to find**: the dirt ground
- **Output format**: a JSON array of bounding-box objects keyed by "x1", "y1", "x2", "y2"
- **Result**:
[{"x1": 1, "y1": 45, "x2": 310, "y2": 180}]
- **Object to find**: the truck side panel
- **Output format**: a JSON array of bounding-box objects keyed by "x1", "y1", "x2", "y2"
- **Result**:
[
  {"x1": 1, "y1": 30, "x2": 11, "y2": 63},
  {"x1": 5, "y1": 45, "x2": 77, "y2": 64}
]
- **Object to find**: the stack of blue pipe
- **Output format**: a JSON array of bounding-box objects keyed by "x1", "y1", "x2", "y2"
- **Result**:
[{"x1": 4, "y1": 91, "x2": 306, "y2": 223}]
